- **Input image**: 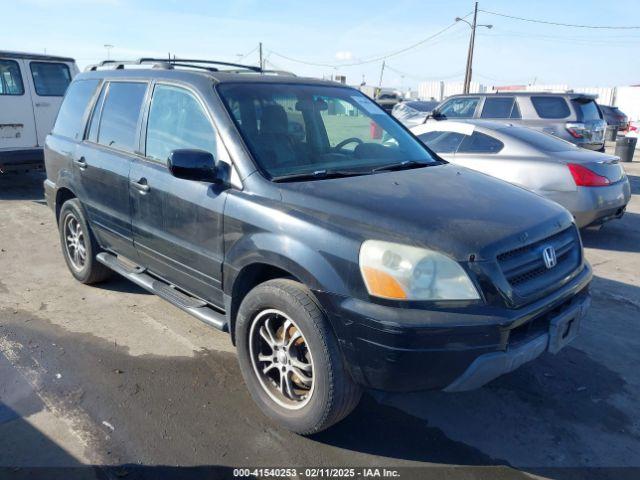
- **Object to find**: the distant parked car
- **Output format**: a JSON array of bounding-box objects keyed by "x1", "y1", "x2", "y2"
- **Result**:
[
  {"x1": 599, "y1": 105, "x2": 629, "y2": 131},
  {"x1": 392, "y1": 100, "x2": 439, "y2": 127},
  {"x1": 426, "y1": 92, "x2": 606, "y2": 152},
  {"x1": 0, "y1": 51, "x2": 78, "y2": 173},
  {"x1": 411, "y1": 120, "x2": 630, "y2": 228}
]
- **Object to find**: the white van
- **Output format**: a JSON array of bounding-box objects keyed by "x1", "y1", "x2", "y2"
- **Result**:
[{"x1": 1, "y1": 51, "x2": 78, "y2": 173}]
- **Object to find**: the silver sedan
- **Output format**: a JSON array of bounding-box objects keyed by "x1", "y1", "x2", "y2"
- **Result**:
[{"x1": 410, "y1": 120, "x2": 631, "y2": 228}]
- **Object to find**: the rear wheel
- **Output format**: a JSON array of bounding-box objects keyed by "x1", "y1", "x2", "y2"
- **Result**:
[
  {"x1": 58, "y1": 199, "x2": 112, "y2": 284},
  {"x1": 236, "y1": 279, "x2": 362, "y2": 434}
]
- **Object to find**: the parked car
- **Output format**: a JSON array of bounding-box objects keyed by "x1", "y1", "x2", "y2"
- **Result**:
[
  {"x1": 44, "y1": 58, "x2": 592, "y2": 434},
  {"x1": 392, "y1": 100, "x2": 439, "y2": 127},
  {"x1": 411, "y1": 120, "x2": 630, "y2": 228},
  {"x1": 599, "y1": 104, "x2": 629, "y2": 131},
  {"x1": 375, "y1": 91, "x2": 402, "y2": 113},
  {"x1": 0, "y1": 51, "x2": 78, "y2": 173},
  {"x1": 427, "y1": 92, "x2": 606, "y2": 152}
]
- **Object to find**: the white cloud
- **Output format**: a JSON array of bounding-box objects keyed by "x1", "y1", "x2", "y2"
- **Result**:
[{"x1": 335, "y1": 51, "x2": 353, "y2": 61}]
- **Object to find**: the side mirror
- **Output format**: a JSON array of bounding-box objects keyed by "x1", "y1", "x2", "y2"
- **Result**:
[{"x1": 167, "y1": 149, "x2": 220, "y2": 183}]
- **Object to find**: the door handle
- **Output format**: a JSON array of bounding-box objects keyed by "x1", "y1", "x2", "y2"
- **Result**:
[
  {"x1": 35, "y1": 102, "x2": 51, "y2": 107},
  {"x1": 74, "y1": 157, "x2": 87, "y2": 170},
  {"x1": 131, "y1": 178, "x2": 150, "y2": 193}
]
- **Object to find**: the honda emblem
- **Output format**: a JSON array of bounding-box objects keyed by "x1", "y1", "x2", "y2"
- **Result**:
[{"x1": 542, "y1": 246, "x2": 557, "y2": 269}]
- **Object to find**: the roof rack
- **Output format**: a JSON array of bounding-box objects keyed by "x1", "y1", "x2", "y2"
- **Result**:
[{"x1": 86, "y1": 57, "x2": 264, "y2": 73}]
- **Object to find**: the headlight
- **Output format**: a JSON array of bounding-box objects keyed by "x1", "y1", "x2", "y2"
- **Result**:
[{"x1": 359, "y1": 240, "x2": 480, "y2": 301}]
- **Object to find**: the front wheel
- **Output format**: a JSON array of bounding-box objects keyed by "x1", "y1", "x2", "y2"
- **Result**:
[{"x1": 236, "y1": 279, "x2": 362, "y2": 434}]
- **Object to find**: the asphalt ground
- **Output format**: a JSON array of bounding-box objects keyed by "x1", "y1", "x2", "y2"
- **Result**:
[{"x1": 0, "y1": 152, "x2": 639, "y2": 480}]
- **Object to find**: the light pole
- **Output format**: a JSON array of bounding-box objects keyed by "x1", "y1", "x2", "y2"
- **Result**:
[
  {"x1": 456, "y1": 2, "x2": 492, "y2": 94},
  {"x1": 104, "y1": 44, "x2": 114, "y2": 61}
]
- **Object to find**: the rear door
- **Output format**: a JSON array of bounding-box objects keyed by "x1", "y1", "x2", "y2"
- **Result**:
[
  {"x1": 25, "y1": 60, "x2": 76, "y2": 146},
  {"x1": 77, "y1": 80, "x2": 148, "y2": 260},
  {"x1": 0, "y1": 58, "x2": 37, "y2": 151}
]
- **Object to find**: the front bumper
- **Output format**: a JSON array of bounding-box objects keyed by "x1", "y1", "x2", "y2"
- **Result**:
[{"x1": 316, "y1": 262, "x2": 592, "y2": 392}]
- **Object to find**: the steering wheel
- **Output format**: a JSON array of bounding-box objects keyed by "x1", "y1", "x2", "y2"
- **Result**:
[{"x1": 334, "y1": 137, "x2": 363, "y2": 152}]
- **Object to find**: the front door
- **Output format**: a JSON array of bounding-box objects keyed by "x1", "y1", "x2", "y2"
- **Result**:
[
  {"x1": 77, "y1": 80, "x2": 149, "y2": 260},
  {"x1": 24, "y1": 60, "x2": 75, "y2": 146},
  {"x1": 0, "y1": 58, "x2": 37, "y2": 152},
  {"x1": 130, "y1": 83, "x2": 227, "y2": 306}
]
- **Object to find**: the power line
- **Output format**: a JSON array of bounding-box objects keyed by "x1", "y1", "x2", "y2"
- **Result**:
[
  {"x1": 268, "y1": 14, "x2": 471, "y2": 68},
  {"x1": 480, "y1": 9, "x2": 640, "y2": 30}
]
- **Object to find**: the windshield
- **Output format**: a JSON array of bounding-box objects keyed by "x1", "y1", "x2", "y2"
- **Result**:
[
  {"x1": 217, "y1": 83, "x2": 437, "y2": 179},
  {"x1": 503, "y1": 125, "x2": 578, "y2": 152}
]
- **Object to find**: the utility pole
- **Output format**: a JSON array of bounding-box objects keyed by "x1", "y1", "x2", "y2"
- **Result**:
[
  {"x1": 456, "y1": 3, "x2": 492, "y2": 94},
  {"x1": 378, "y1": 60, "x2": 386, "y2": 92},
  {"x1": 259, "y1": 42, "x2": 263, "y2": 71},
  {"x1": 463, "y1": 3, "x2": 478, "y2": 94}
]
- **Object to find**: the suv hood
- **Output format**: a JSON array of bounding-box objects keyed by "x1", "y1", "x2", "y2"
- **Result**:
[{"x1": 277, "y1": 163, "x2": 573, "y2": 262}]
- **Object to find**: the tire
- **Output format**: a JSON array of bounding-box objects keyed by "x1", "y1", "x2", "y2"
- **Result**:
[
  {"x1": 58, "y1": 198, "x2": 112, "y2": 284},
  {"x1": 235, "y1": 279, "x2": 362, "y2": 435}
]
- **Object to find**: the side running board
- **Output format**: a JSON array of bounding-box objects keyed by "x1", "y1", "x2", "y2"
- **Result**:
[{"x1": 96, "y1": 252, "x2": 228, "y2": 332}]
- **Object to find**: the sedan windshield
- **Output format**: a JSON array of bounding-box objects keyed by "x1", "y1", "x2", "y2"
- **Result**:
[{"x1": 217, "y1": 83, "x2": 438, "y2": 179}]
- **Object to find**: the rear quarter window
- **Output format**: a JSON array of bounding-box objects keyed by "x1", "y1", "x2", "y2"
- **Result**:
[
  {"x1": 458, "y1": 131, "x2": 504, "y2": 154},
  {"x1": 530, "y1": 96, "x2": 571, "y2": 119},
  {"x1": 52, "y1": 79, "x2": 100, "y2": 140}
]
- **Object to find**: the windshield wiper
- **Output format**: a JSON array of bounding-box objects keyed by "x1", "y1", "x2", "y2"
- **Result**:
[
  {"x1": 370, "y1": 160, "x2": 434, "y2": 173},
  {"x1": 271, "y1": 169, "x2": 368, "y2": 183}
]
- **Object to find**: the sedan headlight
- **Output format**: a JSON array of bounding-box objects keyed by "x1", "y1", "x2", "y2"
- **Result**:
[{"x1": 359, "y1": 240, "x2": 480, "y2": 301}]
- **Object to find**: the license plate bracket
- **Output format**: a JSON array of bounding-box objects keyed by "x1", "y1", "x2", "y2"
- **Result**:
[{"x1": 547, "y1": 297, "x2": 589, "y2": 354}]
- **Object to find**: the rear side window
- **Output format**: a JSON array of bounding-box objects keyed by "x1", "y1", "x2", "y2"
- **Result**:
[
  {"x1": 530, "y1": 96, "x2": 570, "y2": 119},
  {"x1": 572, "y1": 99, "x2": 602, "y2": 121},
  {"x1": 0, "y1": 60, "x2": 24, "y2": 95},
  {"x1": 418, "y1": 131, "x2": 465, "y2": 153},
  {"x1": 458, "y1": 131, "x2": 504, "y2": 154},
  {"x1": 438, "y1": 97, "x2": 479, "y2": 119},
  {"x1": 52, "y1": 79, "x2": 100, "y2": 140},
  {"x1": 29, "y1": 62, "x2": 72, "y2": 96},
  {"x1": 481, "y1": 97, "x2": 520, "y2": 119},
  {"x1": 98, "y1": 82, "x2": 148, "y2": 153},
  {"x1": 145, "y1": 84, "x2": 216, "y2": 162}
]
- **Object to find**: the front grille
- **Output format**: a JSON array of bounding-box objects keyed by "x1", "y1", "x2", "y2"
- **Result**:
[{"x1": 497, "y1": 227, "x2": 581, "y2": 298}]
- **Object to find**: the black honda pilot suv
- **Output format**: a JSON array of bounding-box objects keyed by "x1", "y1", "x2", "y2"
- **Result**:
[{"x1": 44, "y1": 58, "x2": 592, "y2": 434}]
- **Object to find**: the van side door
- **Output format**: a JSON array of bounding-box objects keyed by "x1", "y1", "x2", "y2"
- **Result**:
[
  {"x1": 24, "y1": 60, "x2": 75, "y2": 146},
  {"x1": 76, "y1": 80, "x2": 148, "y2": 260},
  {"x1": 130, "y1": 82, "x2": 228, "y2": 306},
  {"x1": 0, "y1": 58, "x2": 37, "y2": 155}
]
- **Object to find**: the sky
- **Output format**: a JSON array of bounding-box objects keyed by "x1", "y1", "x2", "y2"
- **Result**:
[{"x1": 4, "y1": 0, "x2": 640, "y2": 90}]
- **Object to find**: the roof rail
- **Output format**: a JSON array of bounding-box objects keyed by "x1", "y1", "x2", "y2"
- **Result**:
[{"x1": 86, "y1": 57, "x2": 264, "y2": 73}]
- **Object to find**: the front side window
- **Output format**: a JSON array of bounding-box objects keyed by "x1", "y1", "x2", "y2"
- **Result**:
[
  {"x1": 52, "y1": 79, "x2": 100, "y2": 140},
  {"x1": 217, "y1": 83, "x2": 437, "y2": 179},
  {"x1": 146, "y1": 84, "x2": 216, "y2": 162},
  {"x1": 0, "y1": 60, "x2": 24, "y2": 95},
  {"x1": 98, "y1": 82, "x2": 148, "y2": 153},
  {"x1": 437, "y1": 97, "x2": 479, "y2": 119},
  {"x1": 481, "y1": 97, "x2": 518, "y2": 119},
  {"x1": 458, "y1": 132, "x2": 504, "y2": 154},
  {"x1": 531, "y1": 96, "x2": 570, "y2": 119},
  {"x1": 29, "y1": 62, "x2": 72, "y2": 96},
  {"x1": 417, "y1": 131, "x2": 465, "y2": 153}
]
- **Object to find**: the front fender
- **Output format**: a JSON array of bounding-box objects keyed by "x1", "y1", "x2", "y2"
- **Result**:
[{"x1": 223, "y1": 232, "x2": 351, "y2": 297}]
